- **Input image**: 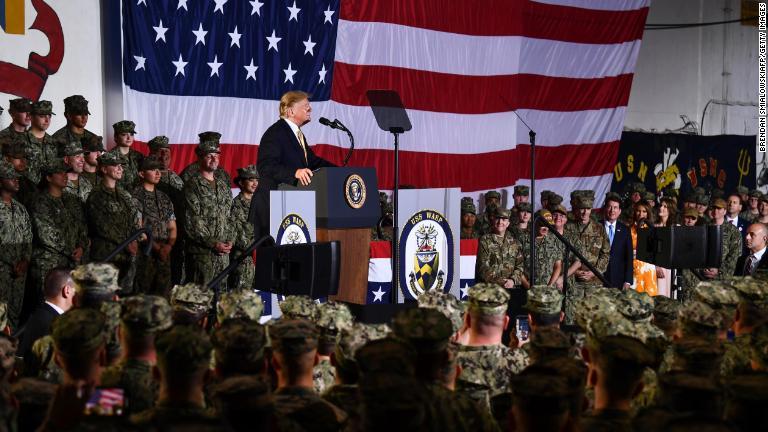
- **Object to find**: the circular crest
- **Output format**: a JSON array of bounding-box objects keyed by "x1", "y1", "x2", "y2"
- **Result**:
[
  {"x1": 398, "y1": 209, "x2": 455, "y2": 300},
  {"x1": 275, "y1": 213, "x2": 312, "y2": 245},
  {"x1": 344, "y1": 174, "x2": 367, "y2": 209}
]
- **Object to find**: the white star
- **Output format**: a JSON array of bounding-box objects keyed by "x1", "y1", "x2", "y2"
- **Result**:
[
  {"x1": 318, "y1": 63, "x2": 327, "y2": 84},
  {"x1": 324, "y1": 5, "x2": 335, "y2": 24},
  {"x1": 266, "y1": 30, "x2": 281, "y2": 52},
  {"x1": 171, "y1": 53, "x2": 188, "y2": 77},
  {"x1": 303, "y1": 34, "x2": 316, "y2": 55},
  {"x1": 228, "y1": 26, "x2": 242, "y2": 48},
  {"x1": 153, "y1": 19, "x2": 168, "y2": 43},
  {"x1": 372, "y1": 286, "x2": 386, "y2": 302},
  {"x1": 249, "y1": 0, "x2": 264, "y2": 15},
  {"x1": 137, "y1": 0, "x2": 147, "y2": 6},
  {"x1": 213, "y1": 0, "x2": 228, "y2": 14},
  {"x1": 207, "y1": 55, "x2": 223, "y2": 77},
  {"x1": 134, "y1": 55, "x2": 146, "y2": 71},
  {"x1": 283, "y1": 63, "x2": 297, "y2": 83},
  {"x1": 192, "y1": 23, "x2": 208, "y2": 46},
  {"x1": 460, "y1": 283, "x2": 470, "y2": 299},
  {"x1": 287, "y1": 1, "x2": 301, "y2": 21},
  {"x1": 177, "y1": 0, "x2": 188, "y2": 10},
  {"x1": 244, "y1": 59, "x2": 258, "y2": 81}
]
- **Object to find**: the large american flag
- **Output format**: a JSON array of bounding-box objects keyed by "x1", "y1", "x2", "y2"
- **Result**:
[{"x1": 122, "y1": 0, "x2": 650, "y2": 202}]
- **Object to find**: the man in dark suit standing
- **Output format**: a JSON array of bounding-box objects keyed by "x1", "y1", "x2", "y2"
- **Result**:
[
  {"x1": 602, "y1": 193, "x2": 633, "y2": 289},
  {"x1": 251, "y1": 91, "x2": 336, "y2": 234},
  {"x1": 725, "y1": 193, "x2": 751, "y2": 256},
  {"x1": 735, "y1": 223, "x2": 768, "y2": 276},
  {"x1": 17, "y1": 267, "x2": 74, "y2": 359}
]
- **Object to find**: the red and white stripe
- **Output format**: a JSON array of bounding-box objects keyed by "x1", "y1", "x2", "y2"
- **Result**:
[{"x1": 124, "y1": 0, "x2": 650, "y2": 198}]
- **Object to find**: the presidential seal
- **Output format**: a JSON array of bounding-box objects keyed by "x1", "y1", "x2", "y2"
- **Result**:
[
  {"x1": 275, "y1": 213, "x2": 312, "y2": 245},
  {"x1": 398, "y1": 210, "x2": 455, "y2": 300},
  {"x1": 344, "y1": 174, "x2": 366, "y2": 209}
]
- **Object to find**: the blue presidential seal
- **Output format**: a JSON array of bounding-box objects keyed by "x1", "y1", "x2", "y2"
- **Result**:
[
  {"x1": 344, "y1": 174, "x2": 367, "y2": 209},
  {"x1": 275, "y1": 213, "x2": 312, "y2": 245},
  {"x1": 399, "y1": 210, "x2": 455, "y2": 300}
]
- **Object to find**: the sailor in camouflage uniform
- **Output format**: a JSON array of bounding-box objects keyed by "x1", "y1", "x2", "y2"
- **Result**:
[
  {"x1": 721, "y1": 277, "x2": 768, "y2": 377},
  {"x1": 520, "y1": 210, "x2": 562, "y2": 286},
  {"x1": 460, "y1": 198, "x2": 480, "y2": 239},
  {"x1": 706, "y1": 198, "x2": 742, "y2": 279},
  {"x1": 180, "y1": 131, "x2": 232, "y2": 185},
  {"x1": 476, "y1": 207, "x2": 526, "y2": 289},
  {"x1": 229, "y1": 165, "x2": 259, "y2": 291},
  {"x1": 80, "y1": 135, "x2": 104, "y2": 187},
  {"x1": 87, "y1": 152, "x2": 141, "y2": 293},
  {"x1": 0, "y1": 98, "x2": 31, "y2": 144},
  {"x1": 50, "y1": 95, "x2": 97, "y2": 146},
  {"x1": 562, "y1": 195, "x2": 611, "y2": 325},
  {"x1": 23, "y1": 101, "x2": 59, "y2": 185},
  {"x1": 61, "y1": 140, "x2": 93, "y2": 203},
  {"x1": 474, "y1": 190, "x2": 501, "y2": 236},
  {"x1": 509, "y1": 201, "x2": 532, "y2": 246},
  {"x1": 741, "y1": 189, "x2": 761, "y2": 222},
  {"x1": 106, "y1": 120, "x2": 144, "y2": 190},
  {"x1": 2, "y1": 141, "x2": 35, "y2": 209},
  {"x1": 30, "y1": 161, "x2": 88, "y2": 304},
  {"x1": 101, "y1": 295, "x2": 172, "y2": 415},
  {"x1": 183, "y1": 140, "x2": 233, "y2": 289},
  {"x1": 314, "y1": 301, "x2": 354, "y2": 394},
  {"x1": 455, "y1": 283, "x2": 529, "y2": 410},
  {"x1": 0, "y1": 161, "x2": 33, "y2": 329},
  {"x1": 132, "y1": 157, "x2": 177, "y2": 296}
]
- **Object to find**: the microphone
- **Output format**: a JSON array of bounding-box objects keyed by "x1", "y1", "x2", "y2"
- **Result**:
[{"x1": 318, "y1": 117, "x2": 340, "y2": 129}]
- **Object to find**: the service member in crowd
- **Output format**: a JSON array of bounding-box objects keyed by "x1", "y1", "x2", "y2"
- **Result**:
[
  {"x1": 0, "y1": 98, "x2": 31, "y2": 143},
  {"x1": 51, "y1": 95, "x2": 97, "y2": 145},
  {"x1": 24, "y1": 101, "x2": 59, "y2": 185},
  {"x1": 475, "y1": 207, "x2": 526, "y2": 289},
  {"x1": 107, "y1": 120, "x2": 144, "y2": 189},
  {"x1": 61, "y1": 140, "x2": 93, "y2": 204}
]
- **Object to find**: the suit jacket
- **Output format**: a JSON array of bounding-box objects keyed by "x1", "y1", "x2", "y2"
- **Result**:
[
  {"x1": 734, "y1": 251, "x2": 768, "y2": 276},
  {"x1": 18, "y1": 303, "x2": 59, "y2": 360},
  {"x1": 603, "y1": 221, "x2": 634, "y2": 288}
]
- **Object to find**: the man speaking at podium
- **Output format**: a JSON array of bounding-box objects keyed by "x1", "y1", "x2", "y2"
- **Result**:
[{"x1": 252, "y1": 91, "x2": 336, "y2": 235}]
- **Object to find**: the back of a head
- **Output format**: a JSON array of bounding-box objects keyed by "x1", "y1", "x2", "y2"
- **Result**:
[
  {"x1": 658, "y1": 372, "x2": 723, "y2": 417},
  {"x1": 212, "y1": 318, "x2": 267, "y2": 377},
  {"x1": 529, "y1": 327, "x2": 572, "y2": 364},
  {"x1": 119, "y1": 295, "x2": 173, "y2": 353},
  {"x1": 510, "y1": 367, "x2": 571, "y2": 432},
  {"x1": 11, "y1": 378, "x2": 56, "y2": 432},
  {"x1": 155, "y1": 325, "x2": 212, "y2": 384},
  {"x1": 211, "y1": 375, "x2": 274, "y2": 432},
  {"x1": 525, "y1": 285, "x2": 564, "y2": 329},
  {"x1": 392, "y1": 307, "x2": 454, "y2": 383},
  {"x1": 70, "y1": 263, "x2": 120, "y2": 309},
  {"x1": 43, "y1": 267, "x2": 72, "y2": 301},
  {"x1": 334, "y1": 322, "x2": 390, "y2": 385},
  {"x1": 723, "y1": 372, "x2": 768, "y2": 431},
  {"x1": 51, "y1": 308, "x2": 106, "y2": 380},
  {"x1": 270, "y1": 319, "x2": 319, "y2": 380},
  {"x1": 170, "y1": 283, "x2": 213, "y2": 326},
  {"x1": 467, "y1": 283, "x2": 510, "y2": 336}
]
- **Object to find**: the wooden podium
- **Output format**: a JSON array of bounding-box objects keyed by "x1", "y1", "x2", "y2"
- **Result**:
[{"x1": 279, "y1": 167, "x2": 380, "y2": 304}]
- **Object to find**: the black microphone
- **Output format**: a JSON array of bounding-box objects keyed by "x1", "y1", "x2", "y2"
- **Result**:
[{"x1": 318, "y1": 117, "x2": 339, "y2": 129}]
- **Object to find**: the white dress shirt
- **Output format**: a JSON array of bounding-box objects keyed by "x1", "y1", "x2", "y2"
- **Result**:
[{"x1": 45, "y1": 301, "x2": 65, "y2": 315}]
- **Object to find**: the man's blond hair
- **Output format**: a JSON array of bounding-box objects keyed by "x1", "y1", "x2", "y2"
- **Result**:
[{"x1": 279, "y1": 91, "x2": 310, "y2": 118}]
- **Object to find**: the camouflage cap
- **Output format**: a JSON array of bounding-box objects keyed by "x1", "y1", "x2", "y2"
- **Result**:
[
  {"x1": 643, "y1": 191, "x2": 656, "y2": 201},
  {"x1": 63, "y1": 95, "x2": 90, "y2": 115},
  {"x1": 587, "y1": 311, "x2": 664, "y2": 364},
  {"x1": 196, "y1": 140, "x2": 221, "y2": 155},
  {"x1": 573, "y1": 289, "x2": 618, "y2": 329},
  {"x1": 139, "y1": 156, "x2": 164, "y2": 171},
  {"x1": 735, "y1": 185, "x2": 749, "y2": 196},
  {"x1": 682, "y1": 207, "x2": 699, "y2": 219},
  {"x1": 51, "y1": 309, "x2": 106, "y2": 356},
  {"x1": 335, "y1": 322, "x2": 391, "y2": 368},
  {"x1": 573, "y1": 195, "x2": 594, "y2": 209},
  {"x1": 112, "y1": 120, "x2": 136, "y2": 135},
  {"x1": 170, "y1": 283, "x2": 213, "y2": 316},
  {"x1": 525, "y1": 285, "x2": 564, "y2": 315},
  {"x1": 212, "y1": 318, "x2": 267, "y2": 367},
  {"x1": 670, "y1": 337, "x2": 724, "y2": 373},
  {"x1": 83, "y1": 135, "x2": 105, "y2": 153},
  {"x1": 679, "y1": 300, "x2": 724, "y2": 331},
  {"x1": 41, "y1": 159, "x2": 71, "y2": 176},
  {"x1": 147, "y1": 135, "x2": 170, "y2": 151},
  {"x1": 693, "y1": 280, "x2": 740, "y2": 309},
  {"x1": 461, "y1": 201, "x2": 477, "y2": 215},
  {"x1": 355, "y1": 337, "x2": 416, "y2": 376},
  {"x1": 540, "y1": 190, "x2": 554, "y2": 200},
  {"x1": 59, "y1": 140, "x2": 84, "y2": 157},
  {"x1": 217, "y1": 290, "x2": 264, "y2": 323},
  {"x1": 316, "y1": 301, "x2": 354, "y2": 333},
  {"x1": 711, "y1": 188, "x2": 725, "y2": 199},
  {"x1": 467, "y1": 283, "x2": 510, "y2": 315},
  {"x1": 0, "y1": 162, "x2": 19, "y2": 180},
  {"x1": 516, "y1": 202, "x2": 532, "y2": 213},
  {"x1": 30, "y1": 100, "x2": 55, "y2": 116},
  {"x1": 492, "y1": 207, "x2": 511, "y2": 219},
  {"x1": 549, "y1": 194, "x2": 564, "y2": 206},
  {"x1": 749, "y1": 189, "x2": 762, "y2": 198},
  {"x1": 8, "y1": 98, "x2": 32, "y2": 113},
  {"x1": 729, "y1": 276, "x2": 768, "y2": 306},
  {"x1": 529, "y1": 327, "x2": 571, "y2": 358},
  {"x1": 270, "y1": 319, "x2": 319, "y2": 355},
  {"x1": 417, "y1": 289, "x2": 465, "y2": 333},
  {"x1": 198, "y1": 131, "x2": 222, "y2": 144},
  {"x1": 156, "y1": 325, "x2": 213, "y2": 372},
  {"x1": 71, "y1": 263, "x2": 120, "y2": 294},
  {"x1": 2, "y1": 141, "x2": 26, "y2": 159},
  {"x1": 614, "y1": 289, "x2": 655, "y2": 322},
  {"x1": 235, "y1": 164, "x2": 260, "y2": 182},
  {"x1": 279, "y1": 295, "x2": 318, "y2": 321},
  {"x1": 652, "y1": 295, "x2": 681, "y2": 323},
  {"x1": 514, "y1": 185, "x2": 529, "y2": 196},
  {"x1": 119, "y1": 295, "x2": 173, "y2": 334},
  {"x1": 550, "y1": 203, "x2": 567, "y2": 216},
  {"x1": 485, "y1": 190, "x2": 501, "y2": 200},
  {"x1": 97, "y1": 151, "x2": 127, "y2": 166},
  {"x1": 0, "y1": 303, "x2": 6, "y2": 330},
  {"x1": 392, "y1": 307, "x2": 453, "y2": 353},
  {"x1": 695, "y1": 194, "x2": 710, "y2": 206},
  {"x1": 627, "y1": 182, "x2": 647, "y2": 194},
  {"x1": 709, "y1": 198, "x2": 727, "y2": 209}
]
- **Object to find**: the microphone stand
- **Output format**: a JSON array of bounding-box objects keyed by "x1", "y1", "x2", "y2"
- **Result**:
[
  {"x1": 334, "y1": 120, "x2": 355, "y2": 167},
  {"x1": 512, "y1": 110, "x2": 537, "y2": 286}
]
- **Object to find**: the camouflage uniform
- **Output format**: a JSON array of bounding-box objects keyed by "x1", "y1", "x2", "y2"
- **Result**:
[
  {"x1": 216, "y1": 290, "x2": 264, "y2": 323},
  {"x1": 456, "y1": 284, "x2": 528, "y2": 409},
  {"x1": 417, "y1": 289, "x2": 466, "y2": 334},
  {"x1": 718, "y1": 220, "x2": 742, "y2": 278},
  {"x1": 474, "y1": 190, "x2": 500, "y2": 236},
  {"x1": 80, "y1": 135, "x2": 104, "y2": 190},
  {"x1": 2, "y1": 141, "x2": 37, "y2": 209},
  {"x1": 721, "y1": 277, "x2": 768, "y2": 377},
  {"x1": 476, "y1": 208, "x2": 525, "y2": 286},
  {"x1": 563, "y1": 196, "x2": 610, "y2": 325},
  {"x1": 460, "y1": 199, "x2": 479, "y2": 240},
  {"x1": 50, "y1": 95, "x2": 97, "y2": 146},
  {"x1": 60, "y1": 141, "x2": 93, "y2": 203},
  {"x1": 314, "y1": 301, "x2": 354, "y2": 394},
  {"x1": 0, "y1": 98, "x2": 31, "y2": 144},
  {"x1": 183, "y1": 142, "x2": 232, "y2": 289},
  {"x1": 101, "y1": 295, "x2": 172, "y2": 415},
  {"x1": 279, "y1": 295, "x2": 318, "y2": 320},
  {"x1": 229, "y1": 165, "x2": 259, "y2": 291},
  {"x1": 170, "y1": 283, "x2": 213, "y2": 324},
  {"x1": 30, "y1": 162, "x2": 89, "y2": 301},
  {"x1": 24, "y1": 101, "x2": 60, "y2": 185},
  {"x1": 659, "y1": 300, "x2": 723, "y2": 374},
  {"x1": 180, "y1": 131, "x2": 232, "y2": 186},
  {"x1": 521, "y1": 232, "x2": 561, "y2": 285},
  {"x1": 0, "y1": 162, "x2": 33, "y2": 329},
  {"x1": 87, "y1": 152, "x2": 141, "y2": 293},
  {"x1": 132, "y1": 158, "x2": 175, "y2": 295},
  {"x1": 109, "y1": 120, "x2": 144, "y2": 190}
]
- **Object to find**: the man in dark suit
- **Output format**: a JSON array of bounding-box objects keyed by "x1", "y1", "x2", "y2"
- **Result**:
[
  {"x1": 17, "y1": 267, "x2": 74, "y2": 359},
  {"x1": 735, "y1": 223, "x2": 768, "y2": 276},
  {"x1": 602, "y1": 193, "x2": 633, "y2": 288},
  {"x1": 725, "y1": 193, "x2": 751, "y2": 256},
  {"x1": 252, "y1": 91, "x2": 336, "y2": 234}
]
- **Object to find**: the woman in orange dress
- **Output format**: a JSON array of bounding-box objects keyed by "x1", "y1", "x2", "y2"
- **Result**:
[{"x1": 630, "y1": 202, "x2": 659, "y2": 295}]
